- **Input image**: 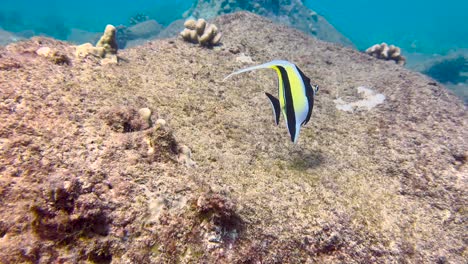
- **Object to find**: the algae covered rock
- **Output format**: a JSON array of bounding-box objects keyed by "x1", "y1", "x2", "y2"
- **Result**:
[
  {"x1": 180, "y1": 18, "x2": 222, "y2": 46},
  {"x1": 0, "y1": 11, "x2": 466, "y2": 264},
  {"x1": 99, "y1": 106, "x2": 152, "y2": 133},
  {"x1": 35, "y1": 46, "x2": 70, "y2": 65}
]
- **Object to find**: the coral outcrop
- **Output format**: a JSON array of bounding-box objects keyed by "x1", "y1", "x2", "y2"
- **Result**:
[
  {"x1": 365, "y1": 42, "x2": 406, "y2": 65},
  {"x1": 75, "y1": 24, "x2": 118, "y2": 63},
  {"x1": 96, "y1": 25, "x2": 118, "y2": 55},
  {"x1": 180, "y1": 18, "x2": 222, "y2": 46},
  {"x1": 183, "y1": 0, "x2": 353, "y2": 47},
  {"x1": 0, "y1": 11, "x2": 466, "y2": 263}
]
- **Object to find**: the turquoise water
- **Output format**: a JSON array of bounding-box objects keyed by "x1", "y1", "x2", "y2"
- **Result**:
[
  {"x1": 0, "y1": 0, "x2": 191, "y2": 36},
  {"x1": 1, "y1": 0, "x2": 467, "y2": 55},
  {"x1": 304, "y1": 0, "x2": 468, "y2": 54}
]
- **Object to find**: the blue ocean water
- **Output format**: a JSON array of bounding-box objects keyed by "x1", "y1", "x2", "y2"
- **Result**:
[
  {"x1": 1, "y1": 0, "x2": 467, "y2": 55},
  {"x1": 304, "y1": 0, "x2": 468, "y2": 55},
  {"x1": 0, "y1": 0, "x2": 191, "y2": 36}
]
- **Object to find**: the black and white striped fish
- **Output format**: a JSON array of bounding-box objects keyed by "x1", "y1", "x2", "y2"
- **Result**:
[{"x1": 224, "y1": 60, "x2": 319, "y2": 143}]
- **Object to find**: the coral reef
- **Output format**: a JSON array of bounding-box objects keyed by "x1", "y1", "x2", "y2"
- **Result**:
[
  {"x1": 75, "y1": 24, "x2": 118, "y2": 64},
  {"x1": 365, "y1": 42, "x2": 406, "y2": 65},
  {"x1": 180, "y1": 18, "x2": 222, "y2": 46},
  {"x1": 0, "y1": 11, "x2": 466, "y2": 263},
  {"x1": 184, "y1": 0, "x2": 353, "y2": 47}
]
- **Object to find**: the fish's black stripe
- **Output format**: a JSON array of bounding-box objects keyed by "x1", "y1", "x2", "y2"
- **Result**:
[
  {"x1": 296, "y1": 66, "x2": 314, "y2": 125},
  {"x1": 277, "y1": 66, "x2": 296, "y2": 142}
]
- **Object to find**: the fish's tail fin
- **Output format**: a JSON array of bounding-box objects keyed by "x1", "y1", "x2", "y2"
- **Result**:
[{"x1": 222, "y1": 61, "x2": 280, "y2": 82}]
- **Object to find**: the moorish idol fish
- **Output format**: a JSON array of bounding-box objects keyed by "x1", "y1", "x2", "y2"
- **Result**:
[{"x1": 223, "y1": 60, "x2": 319, "y2": 143}]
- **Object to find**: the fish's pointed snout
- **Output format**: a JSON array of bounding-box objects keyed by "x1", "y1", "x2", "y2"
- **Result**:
[{"x1": 313, "y1": 84, "x2": 319, "y2": 95}]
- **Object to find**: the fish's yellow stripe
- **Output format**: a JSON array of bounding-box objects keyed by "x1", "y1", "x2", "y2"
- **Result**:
[
  {"x1": 284, "y1": 65, "x2": 308, "y2": 114},
  {"x1": 271, "y1": 66, "x2": 287, "y2": 116}
]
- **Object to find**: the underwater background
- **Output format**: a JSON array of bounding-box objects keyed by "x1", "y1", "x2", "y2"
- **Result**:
[
  {"x1": 1, "y1": 0, "x2": 467, "y2": 101},
  {"x1": 1, "y1": 0, "x2": 467, "y2": 55},
  {"x1": 1, "y1": 2, "x2": 467, "y2": 263},
  {"x1": 306, "y1": 0, "x2": 468, "y2": 55}
]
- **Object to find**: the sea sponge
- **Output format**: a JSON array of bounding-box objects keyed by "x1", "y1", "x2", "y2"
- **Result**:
[
  {"x1": 365, "y1": 43, "x2": 406, "y2": 65},
  {"x1": 180, "y1": 18, "x2": 222, "y2": 46},
  {"x1": 75, "y1": 25, "x2": 118, "y2": 63}
]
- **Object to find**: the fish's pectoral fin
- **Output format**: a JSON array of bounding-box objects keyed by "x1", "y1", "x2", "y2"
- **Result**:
[{"x1": 265, "y1": 92, "x2": 281, "y2": 125}]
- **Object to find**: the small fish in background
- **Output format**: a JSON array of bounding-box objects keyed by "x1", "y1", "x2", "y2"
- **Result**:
[{"x1": 224, "y1": 60, "x2": 319, "y2": 143}]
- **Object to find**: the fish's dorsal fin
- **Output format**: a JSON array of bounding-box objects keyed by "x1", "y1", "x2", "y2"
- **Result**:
[
  {"x1": 265, "y1": 92, "x2": 281, "y2": 125},
  {"x1": 222, "y1": 60, "x2": 289, "y2": 81}
]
